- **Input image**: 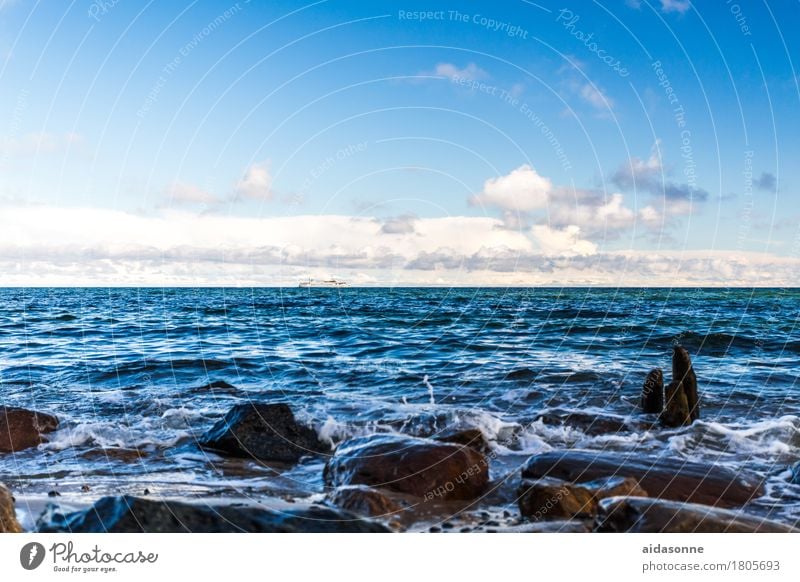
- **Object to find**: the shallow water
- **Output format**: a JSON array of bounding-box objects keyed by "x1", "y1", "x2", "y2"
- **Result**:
[{"x1": 1, "y1": 288, "x2": 799, "y2": 525}]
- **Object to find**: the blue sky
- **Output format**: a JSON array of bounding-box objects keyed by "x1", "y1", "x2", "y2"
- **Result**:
[{"x1": 1, "y1": 0, "x2": 799, "y2": 285}]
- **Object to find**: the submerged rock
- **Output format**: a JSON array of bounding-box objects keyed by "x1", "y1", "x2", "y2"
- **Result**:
[
  {"x1": 327, "y1": 485, "x2": 404, "y2": 520},
  {"x1": 324, "y1": 434, "x2": 489, "y2": 500},
  {"x1": 36, "y1": 495, "x2": 389, "y2": 533},
  {"x1": 595, "y1": 496, "x2": 798, "y2": 533},
  {"x1": 521, "y1": 451, "x2": 763, "y2": 508},
  {"x1": 661, "y1": 381, "x2": 692, "y2": 427},
  {"x1": 535, "y1": 409, "x2": 645, "y2": 436},
  {"x1": 199, "y1": 403, "x2": 328, "y2": 463},
  {"x1": 640, "y1": 368, "x2": 664, "y2": 413},
  {"x1": 0, "y1": 406, "x2": 59, "y2": 453},
  {"x1": 673, "y1": 346, "x2": 700, "y2": 421},
  {"x1": 0, "y1": 483, "x2": 22, "y2": 533},
  {"x1": 517, "y1": 476, "x2": 647, "y2": 521}
]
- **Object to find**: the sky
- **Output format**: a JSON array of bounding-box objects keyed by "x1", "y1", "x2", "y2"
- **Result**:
[{"x1": 1, "y1": 0, "x2": 799, "y2": 286}]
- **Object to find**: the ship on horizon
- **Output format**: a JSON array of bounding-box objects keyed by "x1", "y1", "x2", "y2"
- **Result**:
[{"x1": 298, "y1": 278, "x2": 349, "y2": 288}]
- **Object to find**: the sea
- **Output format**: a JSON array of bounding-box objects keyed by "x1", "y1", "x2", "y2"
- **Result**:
[{"x1": 1, "y1": 287, "x2": 799, "y2": 527}]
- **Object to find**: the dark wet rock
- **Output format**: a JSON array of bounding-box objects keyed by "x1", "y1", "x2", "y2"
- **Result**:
[
  {"x1": 189, "y1": 380, "x2": 239, "y2": 395},
  {"x1": 673, "y1": 346, "x2": 699, "y2": 421},
  {"x1": 595, "y1": 497, "x2": 798, "y2": 533},
  {"x1": 517, "y1": 476, "x2": 646, "y2": 521},
  {"x1": 434, "y1": 428, "x2": 491, "y2": 453},
  {"x1": 327, "y1": 485, "x2": 404, "y2": 520},
  {"x1": 535, "y1": 408, "x2": 646, "y2": 436},
  {"x1": 48, "y1": 490, "x2": 60, "y2": 497},
  {"x1": 80, "y1": 447, "x2": 147, "y2": 463},
  {"x1": 521, "y1": 451, "x2": 763, "y2": 508},
  {"x1": 324, "y1": 434, "x2": 489, "y2": 500},
  {"x1": 199, "y1": 403, "x2": 328, "y2": 463},
  {"x1": 641, "y1": 368, "x2": 664, "y2": 413},
  {"x1": 0, "y1": 406, "x2": 59, "y2": 453},
  {"x1": 0, "y1": 483, "x2": 22, "y2": 533},
  {"x1": 36, "y1": 495, "x2": 390, "y2": 533},
  {"x1": 661, "y1": 381, "x2": 691, "y2": 427}
]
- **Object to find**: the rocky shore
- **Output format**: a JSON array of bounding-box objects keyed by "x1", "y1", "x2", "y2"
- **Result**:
[{"x1": 2, "y1": 346, "x2": 799, "y2": 533}]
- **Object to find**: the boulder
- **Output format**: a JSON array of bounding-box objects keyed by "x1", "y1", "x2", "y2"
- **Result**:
[
  {"x1": 661, "y1": 381, "x2": 691, "y2": 427},
  {"x1": 517, "y1": 476, "x2": 646, "y2": 521},
  {"x1": 324, "y1": 434, "x2": 489, "y2": 500},
  {"x1": 595, "y1": 496, "x2": 798, "y2": 533},
  {"x1": 673, "y1": 346, "x2": 699, "y2": 421},
  {"x1": 521, "y1": 451, "x2": 763, "y2": 508},
  {"x1": 0, "y1": 483, "x2": 22, "y2": 533},
  {"x1": 199, "y1": 403, "x2": 328, "y2": 463},
  {"x1": 327, "y1": 485, "x2": 404, "y2": 519},
  {"x1": 0, "y1": 406, "x2": 59, "y2": 453},
  {"x1": 36, "y1": 495, "x2": 389, "y2": 533},
  {"x1": 434, "y1": 428, "x2": 491, "y2": 453},
  {"x1": 641, "y1": 368, "x2": 664, "y2": 413},
  {"x1": 517, "y1": 478, "x2": 596, "y2": 521}
]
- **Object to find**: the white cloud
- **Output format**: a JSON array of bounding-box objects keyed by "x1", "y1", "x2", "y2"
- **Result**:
[
  {"x1": 234, "y1": 160, "x2": 272, "y2": 201},
  {"x1": 579, "y1": 83, "x2": 613, "y2": 110},
  {"x1": 471, "y1": 164, "x2": 552, "y2": 213},
  {"x1": 432, "y1": 62, "x2": 488, "y2": 81},
  {"x1": 660, "y1": 0, "x2": 691, "y2": 14},
  {"x1": 531, "y1": 224, "x2": 597, "y2": 256},
  {"x1": 0, "y1": 203, "x2": 797, "y2": 286}
]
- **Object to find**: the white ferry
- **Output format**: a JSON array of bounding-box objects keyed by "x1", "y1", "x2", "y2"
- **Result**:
[{"x1": 298, "y1": 278, "x2": 349, "y2": 288}]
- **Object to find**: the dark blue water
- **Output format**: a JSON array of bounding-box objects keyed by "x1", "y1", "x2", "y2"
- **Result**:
[{"x1": 2, "y1": 288, "x2": 799, "y2": 524}]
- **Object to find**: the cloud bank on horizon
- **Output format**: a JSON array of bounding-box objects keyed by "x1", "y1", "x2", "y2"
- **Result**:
[{"x1": 0, "y1": 0, "x2": 798, "y2": 286}]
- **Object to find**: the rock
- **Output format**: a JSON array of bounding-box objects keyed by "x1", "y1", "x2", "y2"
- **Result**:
[
  {"x1": 36, "y1": 495, "x2": 389, "y2": 533},
  {"x1": 661, "y1": 381, "x2": 691, "y2": 427},
  {"x1": 434, "y1": 428, "x2": 490, "y2": 453},
  {"x1": 199, "y1": 403, "x2": 328, "y2": 463},
  {"x1": 517, "y1": 478, "x2": 596, "y2": 521},
  {"x1": 0, "y1": 406, "x2": 59, "y2": 453},
  {"x1": 327, "y1": 485, "x2": 404, "y2": 519},
  {"x1": 324, "y1": 434, "x2": 489, "y2": 500},
  {"x1": 521, "y1": 451, "x2": 763, "y2": 508},
  {"x1": 673, "y1": 346, "x2": 699, "y2": 421},
  {"x1": 0, "y1": 483, "x2": 22, "y2": 533},
  {"x1": 535, "y1": 409, "x2": 644, "y2": 436},
  {"x1": 517, "y1": 476, "x2": 646, "y2": 521},
  {"x1": 641, "y1": 368, "x2": 664, "y2": 413},
  {"x1": 595, "y1": 497, "x2": 798, "y2": 533},
  {"x1": 189, "y1": 380, "x2": 239, "y2": 395}
]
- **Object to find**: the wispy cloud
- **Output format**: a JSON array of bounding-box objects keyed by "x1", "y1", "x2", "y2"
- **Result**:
[
  {"x1": 233, "y1": 160, "x2": 272, "y2": 201},
  {"x1": 163, "y1": 182, "x2": 218, "y2": 206},
  {"x1": 660, "y1": 0, "x2": 691, "y2": 14},
  {"x1": 754, "y1": 172, "x2": 777, "y2": 193}
]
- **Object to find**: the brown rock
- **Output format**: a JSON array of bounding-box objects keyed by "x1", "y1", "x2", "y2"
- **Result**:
[
  {"x1": 661, "y1": 381, "x2": 692, "y2": 427},
  {"x1": 673, "y1": 346, "x2": 699, "y2": 421},
  {"x1": 199, "y1": 403, "x2": 329, "y2": 463},
  {"x1": 434, "y1": 428, "x2": 490, "y2": 453},
  {"x1": 596, "y1": 496, "x2": 798, "y2": 533},
  {"x1": 327, "y1": 485, "x2": 404, "y2": 519},
  {"x1": 324, "y1": 434, "x2": 489, "y2": 501},
  {"x1": 521, "y1": 451, "x2": 763, "y2": 508},
  {"x1": 79, "y1": 447, "x2": 147, "y2": 463},
  {"x1": 0, "y1": 406, "x2": 59, "y2": 453},
  {"x1": 517, "y1": 475, "x2": 647, "y2": 521},
  {"x1": 0, "y1": 483, "x2": 22, "y2": 533},
  {"x1": 641, "y1": 368, "x2": 664, "y2": 413},
  {"x1": 517, "y1": 478, "x2": 597, "y2": 520}
]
